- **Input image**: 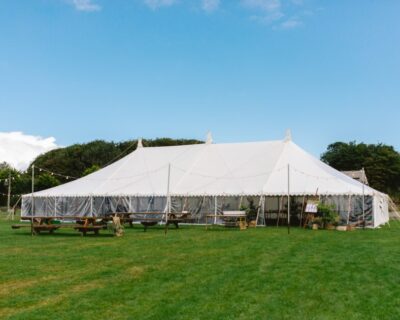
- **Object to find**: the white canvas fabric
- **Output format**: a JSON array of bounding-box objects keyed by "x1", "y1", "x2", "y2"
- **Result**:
[
  {"x1": 22, "y1": 137, "x2": 390, "y2": 227},
  {"x1": 26, "y1": 138, "x2": 384, "y2": 198}
]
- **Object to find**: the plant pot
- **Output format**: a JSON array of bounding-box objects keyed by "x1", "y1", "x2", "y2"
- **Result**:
[
  {"x1": 239, "y1": 220, "x2": 248, "y2": 230},
  {"x1": 312, "y1": 223, "x2": 319, "y2": 230},
  {"x1": 248, "y1": 220, "x2": 257, "y2": 228}
]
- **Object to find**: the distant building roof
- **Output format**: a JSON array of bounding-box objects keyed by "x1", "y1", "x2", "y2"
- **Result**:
[{"x1": 342, "y1": 169, "x2": 369, "y2": 185}]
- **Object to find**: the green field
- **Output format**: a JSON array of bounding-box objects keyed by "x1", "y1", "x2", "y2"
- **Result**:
[{"x1": 0, "y1": 217, "x2": 399, "y2": 320}]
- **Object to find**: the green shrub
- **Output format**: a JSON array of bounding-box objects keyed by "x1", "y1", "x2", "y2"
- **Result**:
[{"x1": 318, "y1": 203, "x2": 339, "y2": 227}]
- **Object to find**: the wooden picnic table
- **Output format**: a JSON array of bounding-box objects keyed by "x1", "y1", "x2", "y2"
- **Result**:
[
  {"x1": 13, "y1": 212, "x2": 194, "y2": 235},
  {"x1": 128, "y1": 212, "x2": 193, "y2": 232},
  {"x1": 13, "y1": 216, "x2": 107, "y2": 236},
  {"x1": 129, "y1": 212, "x2": 164, "y2": 231},
  {"x1": 74, "y1": 217, "x2": 106, "y2": 236}
]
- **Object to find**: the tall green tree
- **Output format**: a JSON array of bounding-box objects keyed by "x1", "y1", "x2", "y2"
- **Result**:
[
  {"x1": 35, "y1": 174, "x2": 60, "y2": 191},
  {"x1": 321, "y1": 142, "x2": 400, "y2": 197},
  {"x1": 0, "y1": 163, "x2": 26, "y2": 207}
]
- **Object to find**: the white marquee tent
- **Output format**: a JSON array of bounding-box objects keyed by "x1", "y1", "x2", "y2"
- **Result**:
[{"x1": 22, "y1": 133, "x2": 389, "y2": 227}]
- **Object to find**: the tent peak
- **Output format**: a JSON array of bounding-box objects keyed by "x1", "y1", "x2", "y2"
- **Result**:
[
  {"x1": 284, "y1": 129, "x2": 292, "y2": 142},
  {"x1": 206, "y1": 131, "x2": 213, "y2": 144},
  {"x1": 137, "y1": 138, "x2": 143, "y2": 148}
]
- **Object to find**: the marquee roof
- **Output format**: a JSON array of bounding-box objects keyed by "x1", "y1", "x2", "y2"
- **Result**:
[{"x1": 28, "y1": 137, "x2": 384, "y2": 198}]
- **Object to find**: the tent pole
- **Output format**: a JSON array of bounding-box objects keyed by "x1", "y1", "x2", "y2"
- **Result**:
[
  {"x1": 255, "y1": 196, "x2": 262, "y2": 227},
  {"x1": 300, "y1": 195, "x2": 308, "y2": 227},
  {"x1": 7, "y1": 172, "x2": 11, "y2": 218},
  {"x1": 90, "y1": 196, "x2": 94, "y2": 218},
  {"x1": 214, "y1": 196, "x2": 218, "y2": 224},
  {"x1": 287, "y1": 164, "x2": 290, "y2": 235},
  {"x1": 347, "y1": 194, "x2": 352, "y2": 226},
  {"x1": 164, "y1": 164, "x2": 171, "y2": 235},
  {"x1": 54, "y1": 197, "x2": 57, "y2": 218},
  {"x1": 183, "y1": 196, "x2": 188, "y2": 212},
  {"x1": 299, "y1": 195, "x2": 305, "y2": 227},
  {"x1": 166, "y1": 163, "x2": 171, "y2": 223},
  {"x1": 31, "y1": 164, "x2": 35, "y2": 236},
  {"x1": 277, "y1": 196, "x2": 282, "y2": 227},
  {"x1": 362, "y1": 182, "x2": 365, "y2": 229},
  {"x1": 261, "y1": 195, "x2": 266, "y2": 226}
]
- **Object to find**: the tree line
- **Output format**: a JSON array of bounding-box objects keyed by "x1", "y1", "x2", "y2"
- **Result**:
[
  {"x1": 1, "y1": 139, "x2": 399, "y2": 207},
  {"x1": 321, "y1": 142, "x2": 400, "y2": 200}
]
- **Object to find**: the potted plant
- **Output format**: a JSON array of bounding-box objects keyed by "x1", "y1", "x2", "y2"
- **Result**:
[
  {"x1": 317, "y1": 203, "x2": 339, "y2": 229},
  {"x1": 241, "y1": 198, "x2": 258, "y2": 227},
  {"x1": 310, "y1": 217, "x2": 322, "y2": 230}
]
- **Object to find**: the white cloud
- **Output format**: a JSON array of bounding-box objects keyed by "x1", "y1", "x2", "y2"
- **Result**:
[
  {"x1": 250, "y1": 10, "x2": 283, "y2": 24},
  {"x1": 241, "y1": 0, "x2": 281, "y2": 12},
  {"x1": 280, "y1": 18, "x2": 302, "y2": 29},
  {"x1": 143, "y1": 0, "x2": 178, "y2": 9},
  {"x1": 242, "y1": 0, "x2": 312, "y2": 29},
  {"x1": 70, "y1": 0, "x2": 101, "y2": 12},
  {"x1": 291, "y1": 0, "x2": 303, "y2": 5},
  {"x1": 242, "y1": 0, "x2": 284, "y2": 24},
  {"x1": 202, "y1": 0, "x2": 220, "y2": 12},
  {"x1": 0, "y1": 132, "x2": 59, "y2": 171}
]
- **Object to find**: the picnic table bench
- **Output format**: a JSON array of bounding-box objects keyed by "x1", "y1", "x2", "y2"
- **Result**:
[
  {"x1": 130, "y1": 212, "x2": 164, "y2": 231},
  {"x1": 74, "y1": 225, "x2": 104, "y2": 236},
  {"x1": 12, "y1": 217, "x2": 107, "y2": 236},
  {"x1": 140, "y1": 220, "x2": 159, "y2": 231},
  {"x1": 12, "y1": 223, "x2": 61, "y2": 234},
  {"x1": 164, "y1": 212, "x2": 195, "y2": 234},
  {"x1": 128, "y1": 211, "x2": 193, "y2": 232},
  {"x1": 74, "y1": 218, "x2": 107, "y2": 236}
]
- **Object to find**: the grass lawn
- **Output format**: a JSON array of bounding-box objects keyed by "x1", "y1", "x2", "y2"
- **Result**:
[{"x1": 0, "y1": 217, "x2": 399, "y2": 320}]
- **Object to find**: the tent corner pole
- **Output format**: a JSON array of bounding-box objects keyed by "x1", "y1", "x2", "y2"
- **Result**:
[
  {"x1": 346, "y1": 194, "x2": 352, "y2": 226},
  {"x1": 287, "y1": 164, "x2": 290, "y2": 235},
  {"x1": 7, "y1": 172, "x2": 11, "y2": 219},
  {"x1": 31, "y1": 164, "x2": 35, "y2": 236},
  {"x1": 90, "y1": 195, "x2": 94, "y2": 218},
  {"x1": 362, "y1": 181, "x2": 365, "y2": 229},
  {"x1": 165, "y1": 163, "x2": 171, "y2": 234},
  {"x1": 255, "y1": 196, "x2": 262, "y2": 227},
  {"x1": 259, "y1": 195, "x2": 266, "y2": 227},
  {"x1": 214, "y1": 196, "x2": 218, "y2": 225}
]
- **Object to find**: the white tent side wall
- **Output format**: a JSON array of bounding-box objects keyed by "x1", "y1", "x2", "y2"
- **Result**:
[{"x1": 373, "y1": 194, "x2": 390, "y2": 227}]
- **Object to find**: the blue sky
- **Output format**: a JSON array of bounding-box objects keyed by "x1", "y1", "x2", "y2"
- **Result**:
[{"x1": 0, "y1": 0, "x2": 399, "y2": 160}]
